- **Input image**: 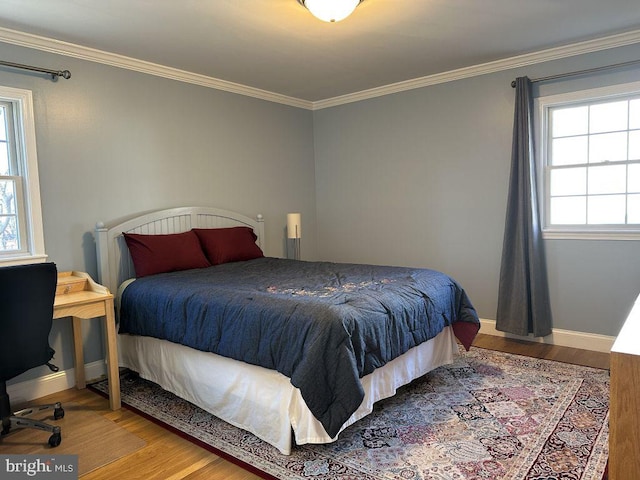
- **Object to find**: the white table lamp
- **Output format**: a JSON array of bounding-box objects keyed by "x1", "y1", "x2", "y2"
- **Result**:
[{"x1": 287, "y1": 213, "x2": 301, "y2": 260}]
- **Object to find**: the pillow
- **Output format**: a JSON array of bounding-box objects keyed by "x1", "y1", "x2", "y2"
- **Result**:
[
  {"x1": 123, "y1": 231, "x2": 211, "y2": 277},
  {"x1": 192, "y1": 227, "x2": 264, "y2": 265}
]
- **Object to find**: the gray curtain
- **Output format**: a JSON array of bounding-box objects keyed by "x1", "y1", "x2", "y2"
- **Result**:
[{"x1": 496, "y1": 76, "x2": 552, "y2": 337}]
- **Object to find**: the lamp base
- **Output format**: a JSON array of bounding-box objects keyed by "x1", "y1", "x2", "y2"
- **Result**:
[{"x1": 288, "y1": 238, "x2": 301, "y2": 261}]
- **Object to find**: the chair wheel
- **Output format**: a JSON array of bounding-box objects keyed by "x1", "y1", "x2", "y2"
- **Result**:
[
  {"x1": 54, "y1": 407, "x2": 65, "y2": 420},
  {"x1": 49, "y1": 432, "x2": 62, "y2": 447}
]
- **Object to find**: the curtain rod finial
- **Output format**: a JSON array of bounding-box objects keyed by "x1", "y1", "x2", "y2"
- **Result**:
[{"x1": 511, "y1": 80, "x2": 516, "y2": 88}]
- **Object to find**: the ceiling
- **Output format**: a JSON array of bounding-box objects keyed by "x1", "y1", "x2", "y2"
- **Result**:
[{"x1": 0, "y1": 0, "x2": 639, "y2": 106}]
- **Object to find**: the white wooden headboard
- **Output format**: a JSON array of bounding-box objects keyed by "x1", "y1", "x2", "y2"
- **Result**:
[{"x1": 95, "y1": 206, "x2": 265, "y2": 293}]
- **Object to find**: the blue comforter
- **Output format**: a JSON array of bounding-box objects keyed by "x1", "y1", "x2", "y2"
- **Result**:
[{"x1": 119, "y1": 257, "x2": 479, "y2": 437}]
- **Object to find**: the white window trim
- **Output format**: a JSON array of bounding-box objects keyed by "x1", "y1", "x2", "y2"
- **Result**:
[
  {"x1": 0, "y1": 85, "x2": 46, "y2": 265},
  {"x1": 536, "y1": 80, "x2": 640, "y2": 241}
]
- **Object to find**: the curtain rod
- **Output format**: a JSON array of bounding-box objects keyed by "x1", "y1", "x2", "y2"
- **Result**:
[
  {"x1": 510, "y1": 59, "x2": 640, "y2": 88},
  {"x1": 0, "y1": 60, "x2": 71, "y2": 80}
]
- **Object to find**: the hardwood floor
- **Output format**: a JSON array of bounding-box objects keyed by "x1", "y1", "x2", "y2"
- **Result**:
[
  {"x1": 8, "y1": 334, "x2": 610, "y2": 479},
  {"x1": 471, "y1": 333, "x2": 610, "y2": 370}
]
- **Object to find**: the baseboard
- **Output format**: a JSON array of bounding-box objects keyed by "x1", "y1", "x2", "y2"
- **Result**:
[
  {"x1": 7, "y1": 360, "x2": 107, "y2": 404},
  {"x1": 479, "y1": 318, "x2": 615, "y2": 353}
]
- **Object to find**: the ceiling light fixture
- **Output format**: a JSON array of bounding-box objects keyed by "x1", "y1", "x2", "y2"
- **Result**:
[{"x1": 297, "y1": 0, "x2": 362, "y2": 23}]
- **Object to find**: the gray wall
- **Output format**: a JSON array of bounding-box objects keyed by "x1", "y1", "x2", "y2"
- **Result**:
[
  {"x1": 0, "y1": 42, "x2": 316, "y2": 383},
  {"x1": 4, "y1": 38, "x2": 640, "y2": 387},
  {"x1": 314, "y1": 43, "x2": 640, "y2": 339}
]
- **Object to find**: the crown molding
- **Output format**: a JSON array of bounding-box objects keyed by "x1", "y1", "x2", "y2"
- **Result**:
[
  {"x1": 0, "y1": 27, "x2": 314, "y2": 110},
  {"x1": 0, "y1": 25, "x2": 639, "y2": 111},
  {"x1": 312, "y1": 29, "x2": 640, "y2": 110}
]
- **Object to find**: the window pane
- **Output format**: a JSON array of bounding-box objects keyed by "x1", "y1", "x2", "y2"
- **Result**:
[
  {"x1": 550, "y1": 196, "x2": 586, "y2": 224},
  {"x1": 0, "y1": 144, "x2": 8, "y2": 176},
  {"x1": 588, "y1": 195, "x2": 626, "y2": 224},
  {"x1": 0, "y1": 178, "x2": 19, "y2": 252},
  {"x1": 589, "y1": 132, "x2": 628, "y2": 163},
  {"x1": 589, "y1": 101, "x2": 628, "y2": 133},
  {"x1": 588, "y1": 164, "x2": 627, "y2": 194},
  {"x1": 551, "y1": 136, "x2": 588, "y2": 165},
  {"x1": 550, "y1": 167, "x2": 586, "y2": 196},
  {"x1": 630, "y1": 130, "x2": 640, "y2": 160},
  {"x1": 628, "y1": 194, "x2": 640, "y2": 223},
  {"x1": 552, "y1": 106, "x2": 588, "y2": 137},
  {"x1": 0, "y1": 106, "x2": 6, "y2": 142},
  {"x1": 0, "y1": 105, "x2": 7, "y2": 176},
  {"x1": 629, "y1": 164, "x2": 640, "y2": 193},
  {"x1": 0, "y1": 216, "x2": 19, "y2": 251},
  {"x1": 630, "y1": 99, "x2": 640, "y2": 130},
  {"x1": 0, "y1": 178, "x2": 16, "y2": 214}
]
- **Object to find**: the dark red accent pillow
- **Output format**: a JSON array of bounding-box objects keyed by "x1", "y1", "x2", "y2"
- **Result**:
[
  {"x1": 123, "y1": 231, "x2": 211, "y2": 277},
  {"x1": 192, "y1": 227, "x2": 264, "y2": 265}
]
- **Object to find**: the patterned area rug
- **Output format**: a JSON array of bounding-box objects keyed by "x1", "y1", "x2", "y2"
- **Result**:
[{"x1": 90, "y1": 347, "x2": 609, "y2": 480}]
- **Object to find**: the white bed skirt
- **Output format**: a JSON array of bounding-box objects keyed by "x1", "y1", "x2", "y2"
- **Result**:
[{"x1": 118, "y1": 326, "x2": 458, "y2": 455}]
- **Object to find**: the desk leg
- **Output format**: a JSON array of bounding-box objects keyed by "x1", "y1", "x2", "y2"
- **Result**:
[
  {"x1": 103, "y1": 297, "x2": 121, "y2": 410},
  {"x1": 71, "y1": 317, "x2": 86, "y2": 389}
]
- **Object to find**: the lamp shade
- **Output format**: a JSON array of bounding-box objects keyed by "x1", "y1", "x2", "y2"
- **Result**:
[
  {"x1": 287, "y1": 213, "x2": 302, "y2": 239},
  {"x1": 299, "y1": 0, "x2": 361, "y2": 22}
]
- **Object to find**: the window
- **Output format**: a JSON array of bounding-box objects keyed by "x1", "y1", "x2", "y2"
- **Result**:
[
  {"x1": 0, "y1": 86, "x2": 46, "y2": 265},
  {"x1": 538, "y1": 81, "x2": 640, "y2": 239}
]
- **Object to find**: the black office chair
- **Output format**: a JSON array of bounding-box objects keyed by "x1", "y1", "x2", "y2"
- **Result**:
[{"x1": 0, "y1": 262, "x2": 64, "y2": 447}]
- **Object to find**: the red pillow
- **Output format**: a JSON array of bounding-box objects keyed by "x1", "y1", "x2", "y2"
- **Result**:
[
  {"x1": 192, "y1": 227, "x2": 264, "y2": 265},
  {"x1": 123, "y1": 231, "x2": 211, "y2": 277}
]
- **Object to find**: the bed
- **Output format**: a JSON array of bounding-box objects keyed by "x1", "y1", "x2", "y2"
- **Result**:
[{"x1": 95, "y1": 206, "x2": 480, "y2": 454}]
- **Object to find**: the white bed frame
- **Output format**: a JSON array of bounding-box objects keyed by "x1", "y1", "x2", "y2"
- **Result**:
[
  {"x1": 94, "y1": 206, "x2": 458, "y2": 455},
  {"x1": 95, "y1": 206, "x2": 265, "y2": 294}
]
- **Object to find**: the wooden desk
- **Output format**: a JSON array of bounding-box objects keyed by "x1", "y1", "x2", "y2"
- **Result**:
[
  {"x1": 53, "y1": 271, "x2": 121, "y2": 410},
  {"x1": 609, "y1": 293, "x2": 640, "y2": 480}
]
